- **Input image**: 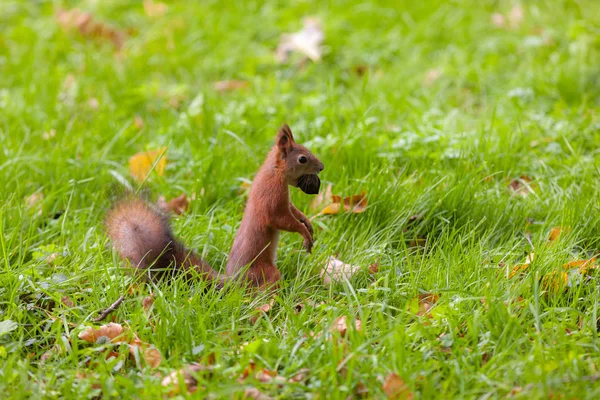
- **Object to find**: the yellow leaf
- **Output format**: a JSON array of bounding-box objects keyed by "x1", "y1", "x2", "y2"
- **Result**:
[
  {"x1": 548, "y1": 227, "x2": 562, "y2": 241},
  {"x1": 128, "y1": 147, "x2": 167, "y2": 183},
  {"x1": 318, "y1": 191, "x2": 367, "y2": 215}
]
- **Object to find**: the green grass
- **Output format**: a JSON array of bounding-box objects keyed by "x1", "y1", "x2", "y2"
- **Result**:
[{"x1": 2, "y1": 0, "x2": 600, "y2": 398}]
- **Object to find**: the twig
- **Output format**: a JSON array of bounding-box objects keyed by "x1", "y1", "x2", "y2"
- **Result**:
[{"x1": 94, "y1": 295, "x2": 125, "y2": 322}]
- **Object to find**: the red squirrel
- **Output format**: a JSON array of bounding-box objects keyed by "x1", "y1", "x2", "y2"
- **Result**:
[{"x1": 105, "y1": 124, "x2": 324, "y2": 289}]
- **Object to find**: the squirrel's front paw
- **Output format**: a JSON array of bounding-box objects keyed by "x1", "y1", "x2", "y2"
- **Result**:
[
  {"x1": 301, "y1": 218, "x2": 314, "y2": 236},
  {"x1": 303, "y1": 236, "x2": 313, "y2": 254}
]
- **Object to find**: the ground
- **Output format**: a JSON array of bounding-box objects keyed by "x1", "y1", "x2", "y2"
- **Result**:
[{"x1": 2, "y1": 0, "x2": 600, "y2": 398}]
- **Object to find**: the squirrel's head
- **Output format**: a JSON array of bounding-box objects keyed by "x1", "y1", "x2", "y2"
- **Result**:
[{"x1": 274, "y1": 123, "x2": 324, "y2": 190}]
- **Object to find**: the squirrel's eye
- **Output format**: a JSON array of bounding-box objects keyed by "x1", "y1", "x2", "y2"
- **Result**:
[{"x1": 299, "y1": 156, "x2": 307, "y2": 164}]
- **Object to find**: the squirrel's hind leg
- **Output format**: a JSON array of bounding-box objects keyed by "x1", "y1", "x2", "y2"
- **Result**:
[{"x1": 247, "y1": 262, "x2": 281, "y2": 290}]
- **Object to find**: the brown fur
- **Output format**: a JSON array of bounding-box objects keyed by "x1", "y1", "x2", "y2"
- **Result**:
[
  {"x1": 105, "y1": 198, "x2": 220, "y2": 283},
  {"x1": 105, "y1": 124, "x2": 323, "y2": 290},
  {"x1": 226, "y1": 124, "x2": 324, "y2": 289}
]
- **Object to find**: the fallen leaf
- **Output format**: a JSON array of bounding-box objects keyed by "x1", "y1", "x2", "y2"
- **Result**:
[
  {"x1": 249, "y1": 299, "x2": 275, "y2": 324},
  {"x1": 508, "y1": 176, "x2": 533, "y2": 197},
  {"x1": 508, "y1": 252, "x2": 534, "y2": 279},
  {"x1": 143, "y1": 0, "x2": 168, "y2": 17},
  {"x1": 563, "y1": 258, "x2": 596, "y2": 274},
  {"x1": 239, "y1": 360, "x2": 258, "y2": 382},
  {"x1": 255, "y1": 368, "x2": 287, "y2": 384},
  {"x1": 244, "y1": 387, "x2": 274, "y2": 400},
  {"x1": 213, "y1": 80, "x2": 250, "y2": 92},
  {"x1": 142, "y1": 293, "x2": 155, "y2": 313},
  {"x1": 133, "y1": 344, "x2": 162, "y2": 368},
  {"x1": 56, "y1": 8, "x2": 126, "y2": 49},
  {"x1": 331, "y1": 316, "x2": 362, "y2": 337},
  {"x1": 78, "y1": 323, "x2": 125, "y2": 343},
  {"x1": 321, "y1": 256, "x2": 362, "y2": 284},
  {"x1": 409, "y1": 293, "x2": 440, "y2": 317},
  {"x1": 548, "y1": 227, "x2": 562, "y2": 242},
  {"x1": 541, "y1": 270, "x2": 568, "y2": 294},
  {"x1": 288, "y1": 368, "x2": 310, "y2": 383},
  {"x1": 275, "y1": 17, "x2": 324, "y2": 63},
  {"x1": 509, "y1": 263, "x2": 529, "y2": 279},
  {"x1": 79, "y1": 323, "x2": 161, "y2": 368},
  {"x1": 382, "y1": 373, "x2": 413, "y2": 399},
  {"x1": 319, "y1": 192, "x2": 367, "y2": 215},
  {"x1": 369, "y1": 263, "x2": 379, "y2": 274},
  {"x1": 158, "y1": 193, "x2": 190, "y2": 215},
  {"x1": 161, "y1": 364, "x2": 206, "y2": 394},
  {"x1": 61, "y1": 296, "x2": 75, "y2": 307},
  {"x1": 128, "y1": 147, "x2": 167, "y2": 183}
]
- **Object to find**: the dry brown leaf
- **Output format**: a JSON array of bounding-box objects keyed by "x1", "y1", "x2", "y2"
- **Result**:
[
  {"x1": 383, "y1": 373, "x2": 414, "y2": 399},
  {"x1": 79, "y1": 323, "x2": 161, "y2": 368},
  {"x1": 414, "y1": 293, "x2": 440, "y2": 317},
  {"x1": 143, "y1": 0, "x2": 168, "y2": 17},
  {"x1": 275, "y1": 17, "x2": 324, "y2": 63},
  {"x1": 249, "y1": 299, "x2": 275, "y2": 324},
  {"x1": 319, "y1": 192, "x2": 367, "y2": 215},
  {"x1": 214, "y1": 80, "x2": 250, "y2": 92},
  {"x1": 78, "y1": 323, "x2": 125, "y2": 343},
  {"x1": 161, "y1": 364, "x2": 206, "y2": 394},
  {"x1": 508, "y1": 176, "x2": 533, "y2": 197},
  {"x1": 142, "y1": 293, "x2": 155, "y2": 313},
  {"x1": 244, "y1": 387, "x2": 274, "y2": 400},
  {"x1": 331, "y1": 315, "x2": 362, "y2": 337},
  {"x1": 61, "y1": 296, "x2": 75, "y2": 308},
  {"x1": 255, "y1": 368, "x2": 287, "y2": 384},
  {"x1": 321, "y1": 256, "x2": 362, "y2": 284},
  {"x1": 56, "y1": 8, "x2": 126, "y2": 49},
  {"x1": 369, "y1": 262, "x2": 379, "y2": 274},
  {"x1": 288, "y1": 368, "x2": 310, "y2": 383},
  {"x1": 158, "y1": 193, "x2": 190, "y2": 215},
  {"x1": 238, "y1": 360, "x2": 258, "y2": 382},
  {"x1": 128, "y1": 147, "x2": 167, "y2": 182}
]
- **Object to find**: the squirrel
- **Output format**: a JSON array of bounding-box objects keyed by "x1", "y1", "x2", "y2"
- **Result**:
[{"x1": 105, "y1": 124, "x2": 324, "y2": 289}]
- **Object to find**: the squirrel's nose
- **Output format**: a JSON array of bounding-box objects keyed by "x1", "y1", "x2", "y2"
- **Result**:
[{"x1": 318, "y1": 163, "x2": 324, "y2": 172}]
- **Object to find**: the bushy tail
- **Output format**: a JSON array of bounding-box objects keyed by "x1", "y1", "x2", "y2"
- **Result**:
[{"x1": 105, "y1": 198, "x2": 220, "y2": 283}]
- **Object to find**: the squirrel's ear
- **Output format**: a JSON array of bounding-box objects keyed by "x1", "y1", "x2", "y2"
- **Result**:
[{"x1": 276, "y1": 123, "x2": 294, "y2": 156}]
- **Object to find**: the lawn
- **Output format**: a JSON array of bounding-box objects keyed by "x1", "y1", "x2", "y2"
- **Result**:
[{"x1": 2, "y1": 0, "x2": 600, "y2": 398}]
